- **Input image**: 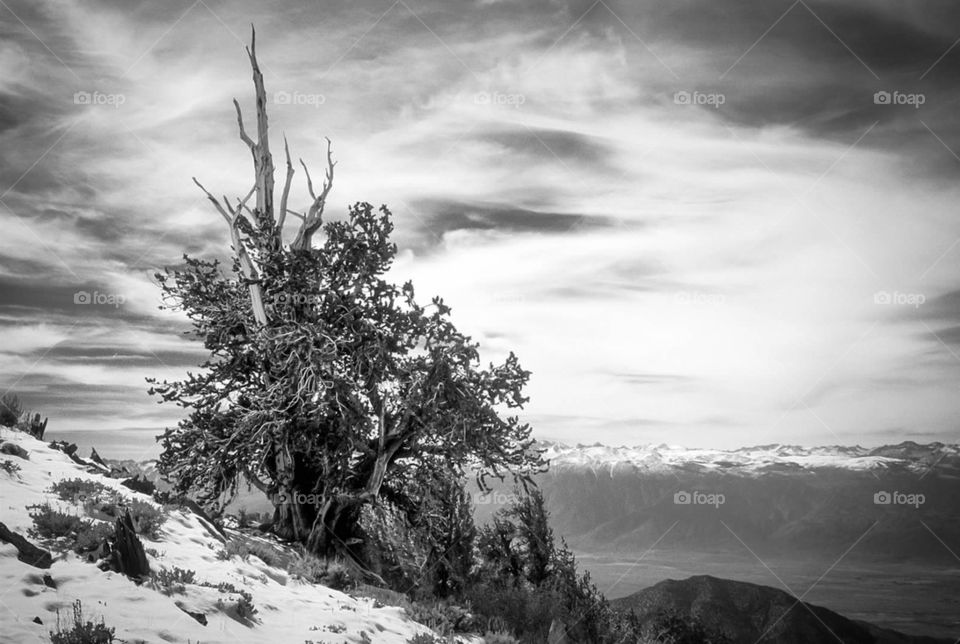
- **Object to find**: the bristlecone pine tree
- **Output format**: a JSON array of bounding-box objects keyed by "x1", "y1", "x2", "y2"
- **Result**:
[{"x1": 148, "y1": 27, "x2": 545, "y2": 559}]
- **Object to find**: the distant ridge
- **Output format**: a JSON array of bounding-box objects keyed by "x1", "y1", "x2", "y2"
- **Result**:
[{"x1": 611, "y1": 575, "x2": 952, "y2": 643}]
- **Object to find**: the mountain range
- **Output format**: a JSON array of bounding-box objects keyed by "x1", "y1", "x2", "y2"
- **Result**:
[{"x1": 476, "y1": 441, "x2": 960, "y2": 563}]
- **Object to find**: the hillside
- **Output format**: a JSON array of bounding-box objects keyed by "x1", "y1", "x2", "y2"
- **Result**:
[
  {"x1": 0, "y1": 427, "x2": 458, "y2": 644},
  {"x1": 611, "y1": 575, "x2": 952, "y2": 644}
]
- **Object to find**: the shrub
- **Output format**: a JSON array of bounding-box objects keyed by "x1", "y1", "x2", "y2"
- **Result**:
[
  {"x1": 406, "y1": 634, "x2": 442, "y2": 644},
  {"x1": 0, "y1": 393, "x2": 22, "y2": 427},
  {"x1": 218, "y1": 536, "x2": 285, "y2": 567},
  {"x1": 28, "y1": 504, "x2": 89, "y2": 540},
  {"x1": 235, "y1": 589, "x2": 257, "y2": 620},
  {"x1": 128, "y1": 499, "x2": 166, "y2": 539},
  {"x1": 50, "y1": 478, "x2": 111, "y2": 504},
  {"x1": 631, "y1": 610, "x2": 732, "y2": 644},
  {"x1": 210, "y1": 583, "x2": 257, "y2": 622},
  {"x1": 287, "y1": 551, "x2": 355, "y2": 590},
  {"x1": 49, "y1": 599, "x2": 116, "y2": 644},
  {"x1": 150, "y1": 566, "x2": 197, "y2": 596},
  {"x1": 72, "y1": 521, "x2": 115, "y2": 554},
  {"x1": 405, "y1": 600, "x2": 476, "y2": 636},
  {"x1": 483, "y1": 633, "x2": 520, "y2": 644},
  {"x1": 0, "y1": 458, "x2": 21, "y2": 476}
]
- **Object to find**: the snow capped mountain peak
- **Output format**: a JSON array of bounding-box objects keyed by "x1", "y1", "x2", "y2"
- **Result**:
[{"x1": 537, "y1": 440, "x2": 959, "y2": 475}]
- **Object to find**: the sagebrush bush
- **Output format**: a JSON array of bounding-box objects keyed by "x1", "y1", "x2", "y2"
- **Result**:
[
  {"x1": 50, "y1": 478, "x2": 111, "y2": 504},
  {"x1": 287, "y1": 551, "x2": 355, "y2": 590},
  {"x1": 150, "y1": 566, "x2": 197, "y2": 596},
  {"x1": 218, "y1": 536, "x2": 285, "y2": 567},
  {"x1": 405, "y1": 600, "x2": 475, "y2": 636},
  {"x1": 405, "y1": 634, "x2": 442, "y2": 644},
  {"x1": 235, "y1": 589, "x2": 257, "y2": 620},
  {"x1": 49, "y1": 599, "x2": 116, "y2": 644},
  {"x1": 72, "y1": 521, "x2": 114, "y2": 554},
  {"x1": 0, "y1": 458, "x2": 21, "y2": 476},
  {"x1": 28, "y1": 504, "x2": 89, "y2": 540},
  {"x1": 128, "y1": 499, "x2": 166, "y2": 539}
]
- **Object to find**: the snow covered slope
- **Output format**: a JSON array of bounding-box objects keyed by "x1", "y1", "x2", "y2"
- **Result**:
[{"x1": 0, "y1": 427, "x2": 451, "y2": 644}]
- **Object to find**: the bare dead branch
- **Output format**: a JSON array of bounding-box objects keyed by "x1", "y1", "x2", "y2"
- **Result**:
[
  {"x1": 231, "y1": 24, "x2": 276, "y2": 230},
  {"x1": 192, "y1": 178, "x2": 232, "y2": 224},
  {"x1": 292, "y1": 138, "x2": 336, "y2": 250},
  {"x1": 232, "y1": 99, "x2": 255, "y2": 150},
  {"x1": 192, "y1": 176, "x2": 268, "y2": 326},
  {"x1": 277, "y1": 135, "x2": 294, "y2": 234},
  {"x1": 239, "y1": 184, "x2": 257, "y2": 208},
  {"x1": 299, "y1": 158, "x2": 316, "y2": 200}
]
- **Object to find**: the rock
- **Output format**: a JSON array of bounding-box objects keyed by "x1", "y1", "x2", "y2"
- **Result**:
[
  {"x1": 120, "y1": 474, "x2": 156, "y2": 496},
  {"x1": 0, "y1": 442, "x2": 28, "y2": 460},
  {"x1": 0, "y1": 522, "x2": 52, "y2": 568},
  {"x1": 69, "y1": 453, "x2": 88, "y2": 467},
  {"x1": 32, "y1": 616, "x2": 42, "y2": 625},
  {"x1": 42, "y1": 573, "x2": 56, "y2": 589},
  {"x1": 48, "y1": 440, "x2": 78, "y2": 456},
  {"x1": 106, "y1": 510, "x2": 151, "y2": 582},
  {"x1": 89, "y1": 447, "x2": 108, "y2": 467},
  {"x1": 181, "y1": 498, "x2": 227, "y2": 541},
  {"x1": 176, "y1": 603, "x2": 208, "y2": 626}
]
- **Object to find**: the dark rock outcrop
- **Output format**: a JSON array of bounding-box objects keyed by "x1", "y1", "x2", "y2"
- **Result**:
[
  {"x1": 181, "y1": 497, "x2": 227, "y2": 542},
  {"x1": 89, "y1": 447, "x2": 108, "y2": 468},
  {"x1": 100, "y1": 510, "x2": 151, "y2": 582},
  {"x1": 0, "y1": 521, "x2": 52, "y2": 568},
  {"x1": 120, "y1": 474, "x2": 156, "y2": 496},
  {"x1": 0, "y1": 442, "x2": 28, "y2": 460},
  {"x1": 176, "y1": 602, "x2": 208, "y2": 626},
  {"x1": 47, "y1": 440, "x2": 78, "y2": 456}
]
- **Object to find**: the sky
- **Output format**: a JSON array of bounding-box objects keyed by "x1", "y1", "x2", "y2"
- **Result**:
[{"x1": 1, "y1": 0, "x2": 960, "y2": 455}]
